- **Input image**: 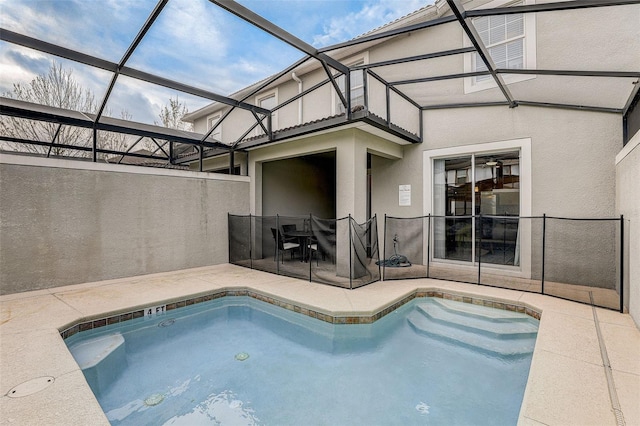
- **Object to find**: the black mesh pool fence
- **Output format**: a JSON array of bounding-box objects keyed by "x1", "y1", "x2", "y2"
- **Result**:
[
  {"x1": 228, "y1": 213, "x2": 381, "y2": 289},
  {"x1": 382, "y1": 214, "x2": 624, "y2": 312},
  {"x1": 229, "y1": 212, "x2": 624, "y2": 310}
]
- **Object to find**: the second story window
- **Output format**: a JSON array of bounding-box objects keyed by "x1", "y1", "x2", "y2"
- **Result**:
[
  {"x1": 474, "y1": 10, "x2": 524, "y2": 82},
  {"x1": 256, "y1": 92, "x2": 277, "y2": 136},
  {"x1": 464, "y1": 0, "x2": 535, "y2": 93},
  {"x1": 207, "y1": 114, "x2": 221, "y2": 141},
  {"x1": 336, "y1": 60, "x2": 365, "y2": 114}
]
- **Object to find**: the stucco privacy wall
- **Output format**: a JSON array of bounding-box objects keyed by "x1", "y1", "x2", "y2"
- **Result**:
[
  {"x1": 0, "y1": 155, "x2": 249, "y2": 295},
  {"x1": 616, "y1": 134, "x2": 640, "y2": 326}
]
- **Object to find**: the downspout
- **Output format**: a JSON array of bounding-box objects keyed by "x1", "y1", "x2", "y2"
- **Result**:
[{"x1": 292, "y1": 72, "x2": 303, "y2": 125}]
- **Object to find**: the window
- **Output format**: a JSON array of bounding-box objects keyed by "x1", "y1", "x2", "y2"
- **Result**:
[
  {"x1": 334, "y1": 56, "x2": 367, "y2": 114},
  {"x1": 474, "y1": 12, "x2": 524, "y2": 82},
  {"x1": 207, "y1": 114, "x2": 221, "y2": 141},
  {"x1": 463, "y1": 0, "x2": 536, "y2": 93},
  {"x1": 255, "y1": 92, "x2": 277, "y2": 135}
]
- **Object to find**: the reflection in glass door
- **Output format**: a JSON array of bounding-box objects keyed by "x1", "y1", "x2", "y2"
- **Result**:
[
  {"x1": 433, "y1": 151, "x2": 520, "y2": 266},
  {"x1": 434, "y1": 156, "x2": 473, "y2": 262}
]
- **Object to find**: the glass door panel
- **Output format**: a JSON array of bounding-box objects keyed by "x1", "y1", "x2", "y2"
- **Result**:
[
  {"x1": 433, "y1": 156, "x2": 472, "y2": 262},
  {"x1": 474, "y1": 152, "x2": 520, "y2": 266}
]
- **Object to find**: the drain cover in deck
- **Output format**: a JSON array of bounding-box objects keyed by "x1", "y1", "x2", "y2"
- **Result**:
[{"x1": 7, "y1": 376, "x2": 55, "y2": 397}]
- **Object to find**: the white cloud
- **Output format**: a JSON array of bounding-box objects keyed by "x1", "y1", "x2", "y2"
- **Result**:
[
  {"x1": 312, "y1": 0, "x2": 427, "y2": 47},
  {"x1": 1, "y1": 0, "x2": 430, "y2": 124}
]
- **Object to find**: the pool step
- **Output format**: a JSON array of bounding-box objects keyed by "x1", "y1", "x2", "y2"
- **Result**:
[
  {"x1": 68, "y1": 333, "x2": 126, "y2": 395},
  {"x1": 415, "y1": 299, "x2": 538, "y2": 339},
  {"x1": 407, "y1": 299, "x2": 537, "y2": 357}
]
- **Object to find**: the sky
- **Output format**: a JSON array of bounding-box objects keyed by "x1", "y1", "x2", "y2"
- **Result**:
[{"x1": 0, "y1": 0, "x2": 428, "y2": 125}]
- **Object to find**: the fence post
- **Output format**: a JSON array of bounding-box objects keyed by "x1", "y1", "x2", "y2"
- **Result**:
[
  {"x1": 227, "y1": 213, "x2": 231, "y2": 265},
  {"x1": 276, "y1": 214, "x2": 280, "y2": 274},
  {"x1": 249, "y1": 213, "x2": 253, "y2": 269},
  {"x1": 541, "y1": 214, "x2": 546, "y2": 295},
  {"x1": 620, "y1": 214, "x2": 624, "y2": 313},
  {"x1": 309, "y1": 213, "x2": 313, "y2": 283},
  {"x1": 477, "y1": 214, "x2": 482, "y2": 285},
  {"x1": 383, "y1": 214, "x2": 387, "y2": 281},
  {"x1": 426, "y1": 214, "x2": 431, "y2": 278},
  {"x1": 349, "y1": 214, "x2": 353, "y2": 290}
]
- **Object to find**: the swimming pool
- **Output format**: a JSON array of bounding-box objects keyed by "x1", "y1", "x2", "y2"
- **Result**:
[{"x1": 65, "y1": 296, "x2": 538, "y2": 425}]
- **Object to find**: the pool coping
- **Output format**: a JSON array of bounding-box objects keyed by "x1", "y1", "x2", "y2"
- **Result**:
[
  {"x1": 59, "y1": 288, "x2": 542, "y2": 340},
  {"x1": 1, "y1": 264, "x2": 639, "y2": 426}
]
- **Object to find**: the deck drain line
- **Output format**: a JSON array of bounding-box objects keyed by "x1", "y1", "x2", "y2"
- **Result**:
[{"x1": 590, "y1": 292, "x2": 625, "y2": 426}]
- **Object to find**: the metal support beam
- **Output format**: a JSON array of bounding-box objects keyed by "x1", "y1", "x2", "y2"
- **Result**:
[
  {"x1": 515, "y1": 100, "x2": 623, "y2": 114},
  {"x1": 47, "y1": 124, "x2": 63, "y2": 158},
  {"x1": 272, "y1": 78, "x2": 330, "y2": 112},
  {"x1": 232, "y1": 121, "x2": 261, "y2": 148},
  {"x1": 446, "y1": 0, "x2": 517, "y2": 108},
  {"x1": 367, "y1": 69, "x2": 421, "y2": 109},
  {"x1": 210, "y1": 0, "x2": 349, "y2": 74},
  {"x1": 95, "y1": 0, "x2": 168, "y2": 122},
  {"x1": 354, "y1": 47, "x2": 476, "y2": 70},
  {"x1": 119, "y1": 66, "x2": 270, "y2": 114},
  {"x1": 421, "y1": 101, "x2": 510, "y2": 110},
  {"x1": 622, "y1": 80, "x2": 640, "y2": 116},
  {"x1": 320, "y1": 61, "x2": 348, "y2": 111},
  {"x1": 497, "y1": 69, "x2": 640, "y2": 78},
  {"x1": 1, "y1": 97, "x2": 232, "y2": 150},
  {"x1": 391, "y1": 71, "x2": 490, "y2": 85},
  {"x1": 466, "y1": 0, "x2": 640, "y2": 17},
  {"x1": 251, "y1": 110, "x2": 269, "y2": 136},
  {"x1": 0, "y1": 30, "x2": 269, "y2": 115},
  {"x1": 200, "y1": 107, "x2": 235, "y2": 143},
  {"x1": 117, "y1": 136, "x2": 144, "y2": 164},
  {"x1": 149, "y1": 137, "x2": 169, "y2": 157},
  {"x1": 0, "y1": 136, "x2": 168, "y2": 160},
  {"x1": 319, "y1": 15, "x2": 458, "y2": 53},
  {"x1": 0, "y1": 29, "x2": 117, "y2": 72},
  {"x1": 92, "y1": 127, "x2": 97, "y2": 162}
]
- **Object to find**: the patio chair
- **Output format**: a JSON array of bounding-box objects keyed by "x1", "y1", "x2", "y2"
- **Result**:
[
  {"x1": 271, "y1": 228, "x2": 300, "y2": 263},
  {"x1": 281, "y1": 224, "x2": 298, "y2": 244},
  {"x1": 308, "y1": 239, "x2": 320, "y2": 265}
]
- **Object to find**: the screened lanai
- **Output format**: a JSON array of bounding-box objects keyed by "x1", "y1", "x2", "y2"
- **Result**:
[{"x1": 1, "y1": 0, "x2": 639, "y2": 170}]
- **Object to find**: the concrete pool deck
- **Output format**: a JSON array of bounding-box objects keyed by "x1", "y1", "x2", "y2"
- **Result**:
[{"x1": 1, "y1": 263, "x2": 638, "y2": 425}]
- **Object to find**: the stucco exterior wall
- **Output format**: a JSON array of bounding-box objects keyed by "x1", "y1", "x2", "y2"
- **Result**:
[
  {"x1": 370, "y1": 106, "x2": 621, "y2": 286},
  {"x1": 616, "y1": 134, "x2": 640, "y2": 324},
  {"x1": 0, "y1": 155, "x2": 250, "y2": 295}
]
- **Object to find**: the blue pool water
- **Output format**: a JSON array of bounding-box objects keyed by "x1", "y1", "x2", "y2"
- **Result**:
[{"x1": 65, "y1": 296, "x2": 538, "y2": 425}]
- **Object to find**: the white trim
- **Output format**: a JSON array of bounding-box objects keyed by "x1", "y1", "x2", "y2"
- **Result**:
[
  {"x1": 423, "y1": 138, "x2": 532, "y2": 277},
  {"x1": 207, "y1": 113, "x2": 222, "y2": 140},
  {"x1": 255, "y1": 90, "x2": 278, "y2": 136},
  {"x1": 463, "y1": 0, "x2": 537, "y2": 94},
  {"x1": 331, "y1": 53, "x2": 369, "y2": 116},
  {"x1": 0, "y1": 153, "x2": 250, "y2": 182},
  {"x1": 616, "y1": 131, "x2": 640, "y2": 164}
]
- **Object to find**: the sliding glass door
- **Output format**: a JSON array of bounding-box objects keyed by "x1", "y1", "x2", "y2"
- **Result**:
[{"x1": 433, "y1": 151, "x2": 520, "y2": 266}]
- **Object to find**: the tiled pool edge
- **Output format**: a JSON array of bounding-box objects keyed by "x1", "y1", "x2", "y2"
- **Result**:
[{"x1": 59, "y1": 288, "x2": 542, "y2": 339}]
